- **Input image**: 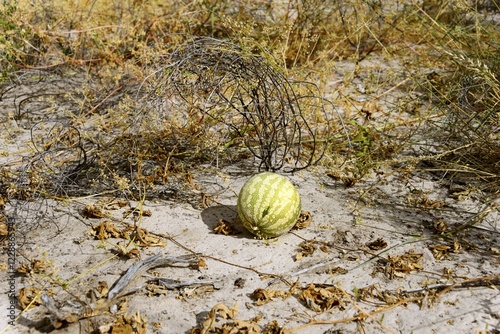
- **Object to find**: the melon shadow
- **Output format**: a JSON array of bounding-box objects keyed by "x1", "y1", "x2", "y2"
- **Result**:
[{"x1": 200, "y1": 205, "x2": 254, "y2": 239}]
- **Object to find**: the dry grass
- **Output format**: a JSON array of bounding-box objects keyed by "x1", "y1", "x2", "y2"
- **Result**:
[
  {"x1": 1, "y1": 0, "x2": 498, "y2": 226},
  {"x1": 1, "y1": 2, "x2": 499, "y2": 333}
]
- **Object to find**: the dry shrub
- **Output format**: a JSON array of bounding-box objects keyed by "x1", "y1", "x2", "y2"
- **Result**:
[
  {"x1": 439, "y1": 53, "x2": 499, "y2": 192},
  {"x1": 140, "y1": 37, "x2": 334, "y2": 172},
  {"x1": 2, "y1": 0, "x2": 498, "y2": 231},
  {"x1": 413, "y1": 1, "x2": 500, "y2": 195}
]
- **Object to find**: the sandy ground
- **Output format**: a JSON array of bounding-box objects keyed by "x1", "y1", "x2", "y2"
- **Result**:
[
  {"x1": 0, "y1": 160, "x2": 499, "y2": 333},
  {"x1": 0, "y1": 58, "x2": 499, "y2": 333}
]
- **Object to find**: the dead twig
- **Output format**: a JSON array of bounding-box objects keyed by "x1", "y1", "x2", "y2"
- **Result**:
[{"x1": 107, "y1": 252, "x2": 199, "y2": 300}]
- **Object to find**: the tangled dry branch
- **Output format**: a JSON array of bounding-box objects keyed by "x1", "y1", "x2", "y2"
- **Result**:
[{"x1": 141, "y1": 37, "x2": 333, "y2": 172}]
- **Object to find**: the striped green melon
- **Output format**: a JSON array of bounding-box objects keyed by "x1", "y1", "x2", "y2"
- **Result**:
[{"x1": 237, "y1": 172, "x2": 301, "y2": 239}]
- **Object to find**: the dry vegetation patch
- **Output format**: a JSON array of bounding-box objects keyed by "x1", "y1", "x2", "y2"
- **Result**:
[{"x1": 1, "y1": 0, "x2": 499, "y2": 333}]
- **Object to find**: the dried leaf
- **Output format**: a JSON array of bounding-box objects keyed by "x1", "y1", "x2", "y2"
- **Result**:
[
  {"x1": 146, "y1": 284, "x2": 170, "y2": 296},
  {"x1": 0, "y1": 223, "x2": 8, "y2": 238},
  {"x1": 293, "y1": 211, "x2": 312, "y2": 230},
  {"x1": 376, "y1": 250, "x2": 424, "y2": 278},
  {"x1": 295, "y1": 240, "x2": 317, "y2": 260},
  {"x1": 230, "y1": 319, "x2": 261, "y2": 333},
  {"x1": 119, "y1": 225, "x2": 166, "y2": 247},
  {"x1": 250, "y1": 288, "x2": 275, "y2": 305},
  {"x1": 82, "y1": 204, "x2": 106, "y2": 219},
  {"x1": 250, "y1": 287, "x2": 291, "y2": 306},
  {"x1": 101, "y1": 312, "x2": 148, "y2": 334},
  {"x1": 327, "y1": 266, "x2": 348, "y2": 275},
  {"x1": 123, "y1": 207, "x2": 152, "y2": 218},
  {"x1": 17, "y1": 259, "x2": 50, "y2": 275},
  {"x1": 199, "y1": 303, "x2": 239, "y2": 334},
  {"x1": 91, "y1": 221, "x2": 121, "y2": 240},
  {"x1": 201, "y1": 193, "x2": 212, "y2": 209},
  {"x1": 114, "y1": 242, "x2": 140, "y2": 258},
  {"x1": 31, "y1": 259, "x2": 50, "y2": 273},
  {"x1": 453, "y1": 240, "x2": 462, "y2": 253},
  {"x1": 366, "y1": 238, "x2": 387, "y2": 250},
  {"x1": 19, "y1": 287, "x2": 43, "y2": 310},
  {"x1": 433, "y1": 220, "x2": 447, "y2": 233},
  {"x1": 214, "y1": 219, "x2": 241, "y2": 235},
  {"x1": 196, "y1": 258, "x2": 207, "y2": 269},
  {"x1": 262, "y1": 320, "x2": 284, "y2": 334},
  {"x1": 97, "y1": 281, "x2": 109, "y2": 296},
  {"x1": 96, "y1": 198, "x2": 129, "y2": 210},
  {"x1": 16, "y1": 263, "x2": 30, "y2": 275},
  {"x1": 298, "y1": 284, "x2": 346, "y2": 313},
  {"x1": 430, "y1": 244, "x2": 451, "y2": 260}
]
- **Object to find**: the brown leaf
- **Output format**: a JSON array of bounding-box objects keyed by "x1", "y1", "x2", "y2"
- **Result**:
[
  {"x1": 199, "y1": 303, "x2": 238, "y2": 333},
  {"x1": 17, "y1": 259, "x2": 50, "y2": 275},
  {"x1": 31, "y1": 259, "x2": 50, "y2": 273},
  {"x1": 262, "y1": 320, "x2": 284, "y2": 334},
  {"x1": 327, "y1": 266, "x2": 348, "y2": 275},
  {"x1": 123, "y1": 207, "x2": 152, "y2": 218},
  {"x1": 97, "y1": 281, "x2": 109, "y2": 296},
  {"x1": 16, "y1": 263, "x2": 31, "y2": 275},
  {"x1": 293, "y1": 211, "x2": 312, "y2": 230},
  {"x1": 430, "y1": 244, "x2": 451, "y2": 260},
  {"x1": 433, "y1": 220, "x2": 447, "y2": 233},
  {"x1": 146, "y1": 284, "x2": 170, "y2": 297},
  {"x1": 230, "y1": 319, "x2": 261, "y2": 333},
  {"x1": 0, "y1": 223, "x2": 8, "y2": 238},
  {"x1": 96, "y1": 198, "x2": 129, "y2": 210},
  {"x1": 366, "y1": 238, "x2": 387, "y2": 250},
  {"x1": 250, "y1": 287, "x2": 291, "y2": 306},
  {"x1": 379, "y1": 250, "x2": 424, "y2": 278},
  {"x1": 19, "y1": 288, "x2": 43, "y2": 310},
  {"x1": 196, "y1": 258, "x2": 207, "y2": 269},
  {"x1": 298, "y1": 284, "x2": 346, "y2": 313},
  {"x1": 294, "y1": 240, "x2": 316, "y2": 260},
  {"x1": 92, "y1": 221, "x2": 121, "y2": 240},
  {"x1": 250, "y1": 288, "x2": 275, "y2": 305},
  {"x1": 82, "y1": 204, "x2": 106, "y2": 219},
  {"x1": 103, "y1": 312, "x2": 148, "y2": 334},
  {"x1": 214, "y1": 219, "x2": 241, "y2": 235},
  {"x1": 132, "y1": 228, "x2": 167, "y2": 247}
]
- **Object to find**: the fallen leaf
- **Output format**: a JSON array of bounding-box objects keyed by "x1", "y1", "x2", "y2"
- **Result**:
[
  {"x1": 123, "y1": 207, "x2": 152, "y2": 218},
  {"x1": 91, "y1": 221, "x2": 121, "y2": 240},
  {"x1": 376, "y1": 250, "x2": 423, "y2": 278},
  {"x1": 96, "y1": 198, "x2": 129, "y2": 210},
  {"x1": 262, "y1": 320, "x2": 284, "y2": 334},
  {"x1": 17, "y1": 259, "x2": 50, "y2": 275},
  {"x1": 0, "y1": 223, "x2": 8, "y2": 240},
  {"x1": 214, "y1": 219, "x2": 241, "y2": 235},
  {"x1": 327, "y1": 266, "x2": 348, "y2": 275},
  {"x1": 298, "y1": 284, "x2": 346, "y2": 313},
  {"x1": 82, "y1": 204, "x2": 106, "y2": 219},
  {"x1": 198, "y1": 303, "x2": 238, "y2": 334},
  {"x1": 366, "y1": 238, "x2": 387, "y2": 250},
  {"x1": 97, "y1": 281, "x2": 109, "y2": 297},
  {"x1": 293, "y1": 211, "x2": 312, "y2": 229},
  {"x1": 19, "y1": 287, "x2": 43, "y2": 310},
  {"x1": 101, "y1": 312, "x2": 148, "y2": 334},
  {"x1": 295, "y1": 240, "x2": 317, "y2": 260}
]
